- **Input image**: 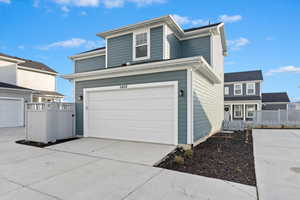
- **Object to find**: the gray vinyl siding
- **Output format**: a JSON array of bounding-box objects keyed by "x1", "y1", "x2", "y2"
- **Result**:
[
  {"x1": 181, "y1": 36, "x2": 211, "y2": 64},
  {"x1": 192, "y1": 70, "x2": 223, "y2": 142},
  {"x1": 75, "y1": 56, "x2": 106, "y2": 73},
  {"x1": 107, "y1": 33, "x2": 133, "y2": 67},
  {"x1": 167, "y1": 33, "x2": 181, "y2": 59},
  {"x1": 0, "y1": 89, "x2": 32, "y2": 102},
  {"x1": 75, "y1": 70, "x2": 188, "y2": 144},
  {"x1": 224, "y1": 82, "x2": 260, "y2": 97},
  {"x1": 107, "y1": 26, "x2": 163, "y2": 68}
]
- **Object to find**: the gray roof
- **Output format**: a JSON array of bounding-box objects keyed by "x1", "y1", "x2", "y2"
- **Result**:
[
  {"x1": 262, "y1": 92, "x2": 290, "y2": 103},
  {"x1": 0, "y1": 82, "x2": 32, "y2": 91},
  {"x1": 224, "y1": 96, "x2": 261, "y2": 101},
  {"x1": 224, "y1": 70, "x2": 263, "y2": 82},
  {"x1": 184, "y1": 22, "x2": 222, "y2": 32},
  {"x1": 0, "y1": 52, "x2": 57, "y2": 74},
  {"x1": 78, "y1": 47, "x2": 106, "y2": 55},
  {"x1": 33, "y1": 90, "x2": 64, "y2": 97}
]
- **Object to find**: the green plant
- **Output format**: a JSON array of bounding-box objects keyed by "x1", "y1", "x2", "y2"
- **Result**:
[
  {"x1": 184, "y1": 149, "x2": 193, "y2": 159},
  {"x1": 174, "y1": 155, "x2": 184, "y2": 165}
]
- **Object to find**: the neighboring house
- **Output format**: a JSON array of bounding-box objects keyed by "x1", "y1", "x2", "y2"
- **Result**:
[
  {"x1": 262, "y1": 92, "x2": 290, "y2": 110},
  {"x1": 0, "y1": 53, "x2": 64, "y2": 128},
  {"x1": 0, "y1": 53, "x2": 64, "y2": 102},
  {"x1": 63, "y1": 15, "x2": 227, "y2": 147},
  {"x1": 224, "y1": 70, "x2": 263, "y2": 121},
  {"x1": 224, "y1": 70, "x2": 290, "y2": 121}
]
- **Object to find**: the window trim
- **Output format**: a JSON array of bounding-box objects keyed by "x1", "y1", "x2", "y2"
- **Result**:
[
  {"x1": 246, "y1": 104, "x2": 256, "y2": 118},
  {"x1": 234, "y1": 83, "x2": 243, "y2": 96},
  {"x1": 133, "y1": 28, "x2": 151, "y2": 61},
  {"x1": 224, "y1": 86, "x2": 229, "y2": 95},
  {"x1": 234, "y1": 104, "x2": 243, "y2": 118},
  {"x1": 246, "y1": 82, "x2": 256, "y2": 95}
]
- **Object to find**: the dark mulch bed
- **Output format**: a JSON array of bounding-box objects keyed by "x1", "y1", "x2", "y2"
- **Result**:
[
  {"x1": 16, "y1": 138, "x2": 79, "y2": 148},
  {"x1": 156, "y1": 130, "x2": 256, "y2": 186}
]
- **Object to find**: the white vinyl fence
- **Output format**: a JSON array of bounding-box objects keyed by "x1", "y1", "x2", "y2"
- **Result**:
[
  {"x1": 254, "y1": 110, "x2": 300, "y2": 127},
  {"x1": 26, "y1": 103, "x2": 75, "y2": 143}
]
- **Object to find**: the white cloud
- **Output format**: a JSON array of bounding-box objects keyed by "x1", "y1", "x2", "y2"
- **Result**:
[
  {"x1": 0, "y1": 0, "x2": 10, "y2": 3},
  {"x1": 103, "y1": 0, "x2": 124, "y2": 8},
  {"x1": 266, "y1": 66, "x2": 300, "y2": 76},
  {"x1": 172, "y1": 14, "x2": 209, "y2": 26},
  {"x1": 127, "y1": 0, "x2": 166, "y2": 7},
  {"x1": 37, "y1": 38, "x2": 104, "y2": 50},
  {"x1": 53, "y1": 0, "x2": 100, "y2": 7},
  {"x1": 219, "y1": 14, "x2": 242, "y2": 23},
  {"x1": 18, "y1": 45, "x2": 25, "y2": 50},
  {"x1": 61, "y1": 5, "x2": 70, "y2": 12},
  {"x1": 227, "y1": 37, "x2": 250, "y2": 50}
]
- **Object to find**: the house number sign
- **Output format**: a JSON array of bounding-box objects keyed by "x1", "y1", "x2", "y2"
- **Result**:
[{"x1": 120, "y1": 84, "x2": 128, "y2": 89}]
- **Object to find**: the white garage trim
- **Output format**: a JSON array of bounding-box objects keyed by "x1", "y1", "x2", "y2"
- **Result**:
[
  {"x1": 0, "y1": 97, "x2": 24, "y2": 128},
  {"x1": 83, "y1": 81, "x2": 178, "y2": 145},
  {"x1": 187, "y1": 69, "x2": 193, "y2": 144}
]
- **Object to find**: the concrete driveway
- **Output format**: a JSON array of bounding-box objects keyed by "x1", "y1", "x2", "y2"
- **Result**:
[
  {"x1": 253, "y1": 129, "x2": 300, "y2": 200},
  {"x1": 0, "y1": 127, "x2": 257, "y2": 200}
]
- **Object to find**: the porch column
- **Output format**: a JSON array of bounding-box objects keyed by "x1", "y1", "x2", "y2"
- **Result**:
[
  {"x1": 230, "y1": 104, "x2": 233, "y2": 120},
  {"x1": 243, "y1": 104, "x2": 246, "y2": 121}
]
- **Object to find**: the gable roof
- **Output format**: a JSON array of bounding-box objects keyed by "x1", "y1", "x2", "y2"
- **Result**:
[
  {"x1": 224, "y1": 70, "x2": 263, "y2": 82},
  {"x1": 78, "y1": 47, "x2": 106, "y2": 55},
  {"x1": 0, "y1": 52, "x2": 57, "y2": 74},
  {"x1": 262, "y1": 92, "x2": 290, "y2": 103},
  {"x1": 0, "y1": 82, "x2": 32, "y2": 91},
  {"x1": 184, "y1": 22, "x2": 223, "y2": 32}
]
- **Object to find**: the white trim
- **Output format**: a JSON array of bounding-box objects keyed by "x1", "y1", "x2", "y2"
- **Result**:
[
  {"x1": 162, "y1": 24, "x2": 167, "y2": 60},
  {"x1": 234, "y1": 83, "x2": 243, "y2": 96},
  {"x1": 69, "y1": 49, "x2": 105, "y2": 61},
  {"x1": 62, "y1": 56, "x2": 221, "y2": 84},
  {"x1": 245, "y1": 104, "x2": 256, "y2": 118},
  {"x1": 263, "y1": 102, "x2": 290, "y2": 104},
  {"x1": 246, "y1": 82, "x2": 255, "y2": 95},
  {"x1": 224, "y1": 86, "x2": 229, "y2": 95},
  {"x1": 17, "y1": 66, "x2": 57, "y2": 75},
  {"x1": 105, "y1": 39, "x2": 108, "y2": 68},
  {"x1": 132, "y1": 28, "x2": 151, "y2": 61},
  {"x1": 187, "y1": 69, "x2": 193, "y2": 144},
  {"x1": 83, "y1": 81, "x2": 178, "y2": 145}
]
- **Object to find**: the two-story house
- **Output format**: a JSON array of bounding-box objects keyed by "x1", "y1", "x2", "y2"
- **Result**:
[
  {"x1": 224, "y1": 70, "x2": 290, "y2": 121},
  {"x1": 0, "y1": 53, "x2": 64, "y2": 127},
  {"x1": 63, "y1": 15, "x2": 227, "y2": 147}
]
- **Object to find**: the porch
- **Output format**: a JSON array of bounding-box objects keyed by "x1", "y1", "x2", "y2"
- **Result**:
[{"x1": 224, "y1": 102, "x2": 261, "y2": 121}]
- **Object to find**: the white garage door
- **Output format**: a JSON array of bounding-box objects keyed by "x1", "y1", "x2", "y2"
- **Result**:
[
  {"x1": 84, "y1": 82, "x2": 178, "y2": 145},
  {"x1": 0, "y1": 98, "x2": 24, "y2": 128}
]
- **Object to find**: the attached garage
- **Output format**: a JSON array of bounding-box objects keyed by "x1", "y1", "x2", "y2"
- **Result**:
[
  {"x1": 84, "y1": 82, "x2": 178, "y2": 145},
  {"x1": 0, "y1": 98, "x2": 24, "y2": 128},
  {"x1": 0, "y1": 82, "x2": 32, "y2": 128}
]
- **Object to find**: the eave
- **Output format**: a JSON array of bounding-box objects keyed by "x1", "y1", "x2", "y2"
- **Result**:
[{"x1": 62, "y1": 56, "x2": 221, "y2": 84}]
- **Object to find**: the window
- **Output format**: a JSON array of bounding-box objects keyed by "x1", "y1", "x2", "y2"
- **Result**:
[
  {"x1": 224, "y1": 87, "x2": 229, "y2": 95},
  {"x1": 133, "y1": 29, "x2": 150, "y2": 61},
  {"x1": 234, "y1": 84, "x2": 243, "y2": 95},
  {"x1": 234, "y1": 105, "x2": 243, "y2": 118},
  {"x1": 246, "y1": 104, "x2": 256, "y2": 118},
  {"x1": 246, "y1": 83, "x2": 255, "y2": 95}
]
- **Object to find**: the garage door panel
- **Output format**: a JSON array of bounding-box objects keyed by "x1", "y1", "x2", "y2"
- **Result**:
[
  {"x1": 0, "y1": 98, "x2": 24, "y2": 128},
  {"x1": 85, "y1": 83, "x2": 177, "y2": 145}
]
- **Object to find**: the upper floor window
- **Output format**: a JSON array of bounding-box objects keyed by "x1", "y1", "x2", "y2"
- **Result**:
[
  {"x1": 224, "y1": 87, "x2": 229, "y2": 95},
  {"x1": 246, "y1": 83, "x2": 255, "y2": 95},
  {"x1": 234, "y1": 83, "x2": 243, "y2": 96},
  {"x1": 133, "y1": 29, "x2": 150, "y2": 61}
]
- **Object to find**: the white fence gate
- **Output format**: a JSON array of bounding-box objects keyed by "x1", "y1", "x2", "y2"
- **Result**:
[
  {"x1": 26, "y1": 103, "x2": 75, "y2": 143},
  {"x1": 254, "y1": 110, "x2": 300, "y2": 127}
]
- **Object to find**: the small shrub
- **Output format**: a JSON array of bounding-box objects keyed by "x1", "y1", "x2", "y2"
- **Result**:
[
  {"x1": 174, "y1": 155, "x2": 184, "y2": 165},
  {"x1": 184, "y1": 149, "x2": 193, "y2": 159}
]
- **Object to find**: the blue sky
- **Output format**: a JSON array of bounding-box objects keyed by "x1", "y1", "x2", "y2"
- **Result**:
[{"x1": 0, "y1": 0, "x2": 299, "y2": 101}]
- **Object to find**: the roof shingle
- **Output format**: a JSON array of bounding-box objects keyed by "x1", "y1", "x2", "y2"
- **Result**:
[
  {"x1": 224, "y1": 70, "x2": 263, "y2": 82},
  {"x1": 262, "y1": 92, "x2": 290, "y2": 103},
  {"x1": 0, "y1": 82, "x2": 32, "y2": 91}
]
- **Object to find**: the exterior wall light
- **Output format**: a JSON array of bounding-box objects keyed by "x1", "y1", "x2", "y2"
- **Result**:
[
  {"x1": 179, "y1": 90, "x2": 184, "y2": 97},
  {"x1": 78, "y1": 95, "x2": 83, "y2": 101}
]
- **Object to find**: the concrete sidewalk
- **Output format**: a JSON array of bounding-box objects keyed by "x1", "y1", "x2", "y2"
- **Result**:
[
  {"x1": 253, "y1": 129, "x2": 300, "y2": 200},
  {"x1": 0, "y1": 128, "x2": 257, "y2": 200}
]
